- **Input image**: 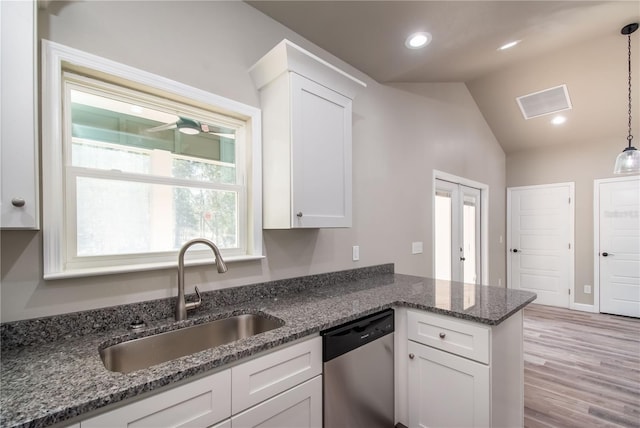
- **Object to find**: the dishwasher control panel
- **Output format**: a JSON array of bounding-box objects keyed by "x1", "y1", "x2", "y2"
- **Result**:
[{"x1": 321, "y1": 308, "x2": 394, "y2": 362}]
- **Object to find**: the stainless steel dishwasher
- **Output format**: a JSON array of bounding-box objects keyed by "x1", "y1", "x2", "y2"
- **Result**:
[{"x1": 321, "y1": 308, "x2": 394, "y2": 428}]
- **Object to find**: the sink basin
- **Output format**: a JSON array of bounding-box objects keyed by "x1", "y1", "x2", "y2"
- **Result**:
[{"x1": 100, "y1": 313, "x2": 283, "y2": 373}]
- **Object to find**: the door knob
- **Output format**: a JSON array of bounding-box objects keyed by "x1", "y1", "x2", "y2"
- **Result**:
[
  {"x1": 409, "y1": 353, "x2": 415, "y2": 359},
  {"x1": 296, "y1": 212, "x2": 303, "y2": 218},
  {"x1": 511, "y1": 248, "x2": 519, "y2": 253},
  {"x1": 460, "y1": 257, "x2": 466, "y2": 261},
  {"x1": 602, "y1": 252, "x2": 613, "y2": 257}
]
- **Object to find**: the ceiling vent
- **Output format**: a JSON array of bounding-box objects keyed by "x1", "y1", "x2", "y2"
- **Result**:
[{"x1": 516, "y1": 84, "x2": 572, "y2": 120}]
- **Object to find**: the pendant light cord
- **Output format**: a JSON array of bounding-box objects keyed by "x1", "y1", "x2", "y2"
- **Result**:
[{"x1": 628, "y1": 33, "x2": 633, "y2": 147}]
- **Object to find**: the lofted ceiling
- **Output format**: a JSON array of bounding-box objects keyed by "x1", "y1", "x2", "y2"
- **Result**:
[{"x1": 247, "y1": 1, "x2": 640, "y2": 154}]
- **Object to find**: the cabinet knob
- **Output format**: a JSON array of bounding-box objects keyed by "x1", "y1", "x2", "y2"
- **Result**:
[
  {"x1": 409, "y1": 353, "x2": 415, "y2": 359},
  {"x1": 296, "y1": 212, "x2": 303, "y2": 218},
  {"x1": 11, "y1": 198, "x2": 26, "y2": 208},
  {"x1": 439, "y1": 332, "x2": 446, "y2": 339}
]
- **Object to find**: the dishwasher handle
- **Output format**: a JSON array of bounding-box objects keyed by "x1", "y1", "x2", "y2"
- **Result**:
[{"x1": 321, "y1": 308, "x2": 394, "y2": 362}]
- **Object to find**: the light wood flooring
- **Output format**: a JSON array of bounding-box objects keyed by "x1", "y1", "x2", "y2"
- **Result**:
[{"x1": 523, "y1": 304, "x2": 640, "y2": 428}]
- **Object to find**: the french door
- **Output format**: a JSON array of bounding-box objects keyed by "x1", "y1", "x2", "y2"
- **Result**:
[{"x1": 434, "y1": 179, "x2": 481, "y2": 284}]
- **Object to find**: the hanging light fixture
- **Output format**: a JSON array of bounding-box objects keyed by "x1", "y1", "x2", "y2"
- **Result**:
[{"x1": 614, "y1": 22, "x2": 640, "y2": 174}]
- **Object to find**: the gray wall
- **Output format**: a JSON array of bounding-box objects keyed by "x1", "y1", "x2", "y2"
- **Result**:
[
  {"x1": 0, "y1": 1, "x2": 506, "y2": 322},
  {"x1": 507, "y1": 137, "x2": 631, "y2": 305}
]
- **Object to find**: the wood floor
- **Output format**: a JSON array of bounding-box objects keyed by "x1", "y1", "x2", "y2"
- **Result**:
[{"x1": 523, "y1": 304, "x2": 640, "y2": 428}]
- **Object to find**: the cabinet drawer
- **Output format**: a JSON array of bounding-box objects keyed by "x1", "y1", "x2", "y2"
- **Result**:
[
  {"x1": 231, "y1": 336, "x2": 322, "y2": 414},
  {"x1": 407, "y1": 310, "x2": 490, "y2": 364},
  {"x1": 81, "y1": 369, "x2": 231, "y2": 428}
]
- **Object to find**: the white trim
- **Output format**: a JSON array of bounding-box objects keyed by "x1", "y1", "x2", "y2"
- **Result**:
[
  {"x1": 42, "y1": 40, "x2": 263, "y2": 278},
  {"x1": 506, "y1": 182, "x2": 575, "y2": 310},
  {"x1": 570, "y1": 302, "x2": 598, "y2": 313},
  {"x1": 593, "y1": 175, "x2": 640, "y2": 314},
  {"x1": 44, "y1": 255, "x2": 266, "y2": 280},
  {"x1": 432, "y1": 170, "x2": 489, "y2": 285}
]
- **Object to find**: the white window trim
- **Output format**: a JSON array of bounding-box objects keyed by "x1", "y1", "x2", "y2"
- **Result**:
[{"x1": 42, "y1": 40, "x2": 263, "y2": 279}]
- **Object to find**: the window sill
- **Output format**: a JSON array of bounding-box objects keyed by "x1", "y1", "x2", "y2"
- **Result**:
[{"x1": 43, "y1": 254, "x2": 265, "y2": 280}]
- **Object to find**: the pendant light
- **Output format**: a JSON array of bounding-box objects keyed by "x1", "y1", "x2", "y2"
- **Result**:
[{"x1": 614, "y1": 22, "x2": 640, "y2": 174}]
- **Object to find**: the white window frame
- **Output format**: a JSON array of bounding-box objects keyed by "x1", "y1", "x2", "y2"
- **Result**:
[{"x1": 42, "y1": 40, "x2": 263, "y2": 279}]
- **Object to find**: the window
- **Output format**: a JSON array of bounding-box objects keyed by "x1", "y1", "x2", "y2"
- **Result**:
[{"x1": 43, "y1": 42, "x2": 262, "y2": 278}]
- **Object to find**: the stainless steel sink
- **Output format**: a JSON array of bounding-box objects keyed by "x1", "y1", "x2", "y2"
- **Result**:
[{"x1": 100, "y1": 313, "x2": 283, "y2": 373}]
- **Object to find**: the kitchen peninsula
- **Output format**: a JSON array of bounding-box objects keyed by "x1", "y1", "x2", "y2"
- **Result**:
[{"x1": 0, "y1": 265, "x2": 536, "y2": 428}]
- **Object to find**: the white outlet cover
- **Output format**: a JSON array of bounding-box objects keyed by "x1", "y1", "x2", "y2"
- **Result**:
[
  {"x1": 411, "y1": 242, "x2": 423, "y2": 254},
  {"x1": 352, "y1": 245, "x2": 360, "y2": 261}
]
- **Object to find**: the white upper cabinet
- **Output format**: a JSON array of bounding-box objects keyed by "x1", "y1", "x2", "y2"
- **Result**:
[
  {"x1": 250, "y1": 40, "x2": 365, "y2": 229},
  {"x1": 0, "y1": 0, "x2": 39, "y2": 229}
]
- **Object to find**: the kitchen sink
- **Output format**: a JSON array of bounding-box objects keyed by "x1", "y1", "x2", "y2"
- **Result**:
[{"x1": 100, "y1": 313, "x2": 284, "y2": 373}]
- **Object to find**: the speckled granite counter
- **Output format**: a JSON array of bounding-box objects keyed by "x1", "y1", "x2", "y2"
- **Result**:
[{"x1": 0, "y1": 265, "x2": 536, "y2": 428}]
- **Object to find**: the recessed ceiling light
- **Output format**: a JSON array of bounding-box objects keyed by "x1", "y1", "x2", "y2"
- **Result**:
[
  {"x1": 551, "y1": 115, "x2": 567, "y2": 125},
  {"x1": 498, "y1": 40, "x2": 521, "y2": 51},
  {"x1": 405, "y1": 32, "x2": 432, "y2": 49}
]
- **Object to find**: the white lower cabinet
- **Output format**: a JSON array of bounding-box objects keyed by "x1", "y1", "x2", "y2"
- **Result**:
[
  {"x1": 81, "y1": 369, "x2": 231, "y2": 428},
  {"x1": 80, "y1": 337, "x2": 321, "y2": 428},
  {"x1": 408, "y1": 341, "x2": 489, "y2": 428},
  {"x1": 404, "y1": 309, "x2": 524, "y2": 428},
  {"x1": 231, "y1": 376, "x2": 322, "y2": 428}
]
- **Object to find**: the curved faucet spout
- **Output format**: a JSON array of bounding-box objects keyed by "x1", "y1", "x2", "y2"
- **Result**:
[{"x1": 176, "y1": 238, "x2": 228, "y2": 321}]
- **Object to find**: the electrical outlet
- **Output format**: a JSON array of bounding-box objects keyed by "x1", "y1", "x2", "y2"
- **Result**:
[
  {"x1": 412, "y1": 242, "x2": 423, "y2": 254},
  {"x1": 352, "y1": 245, "x2": 360, "y2": 261},
  {"x1": 584, "y1": 285, "x2": 592, "y2": 294},
  {"x1": 498, "y1": 278, "x2": 502, "y2": 287}
]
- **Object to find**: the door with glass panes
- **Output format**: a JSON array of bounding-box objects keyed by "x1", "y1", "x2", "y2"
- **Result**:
[{"x1": 435, "y1": 179, "x2": 481, "y2": 284}]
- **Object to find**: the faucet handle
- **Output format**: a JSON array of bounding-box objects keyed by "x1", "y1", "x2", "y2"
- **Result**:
[{"x1": 185, "y1": 286, "x2": 202, "y2": 311}]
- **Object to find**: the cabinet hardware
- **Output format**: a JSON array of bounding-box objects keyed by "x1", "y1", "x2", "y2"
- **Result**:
[
  {"x1": 296, "y1": 212, "x2": 303, "y2": 218},
  {"x1": 409, "y1": 353, "x2": 415, "y2": 359},
  {"x1": 439, "y1": 333, "x2": 446, "y2": 339},
  {"x1": 11, "y1": 198, "x2": 25, "y2": 207}
]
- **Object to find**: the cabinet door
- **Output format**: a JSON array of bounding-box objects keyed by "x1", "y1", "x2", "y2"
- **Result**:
[
  {"x1": 408, "y1": 341, "x2": 490, "y2": 428},
  {"x1": 231, "y1": 376, "x2": 322, "y2": 428},
  {"x1": 0, "y1": 0, "x2": 39, "y2": 229},
  {"x1": 290, "y1": 73, "x2": 352, "y2": 228},
  {"x1": 81, "y1": 370, "x2": 231, "y2": 428}
]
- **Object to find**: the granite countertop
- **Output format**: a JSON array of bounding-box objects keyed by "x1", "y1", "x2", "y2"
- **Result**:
[{"x1": 0, "y1": 265, "x2": 536, "y2": 428}]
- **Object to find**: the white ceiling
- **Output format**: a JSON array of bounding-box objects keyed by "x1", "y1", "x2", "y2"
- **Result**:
[{"x1": 247, "y1": 1, "x2": 640, "y2": 154}]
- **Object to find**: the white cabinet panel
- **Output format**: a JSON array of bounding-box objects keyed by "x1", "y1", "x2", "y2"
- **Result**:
[
  {"x1": 0, "y1": 0, "x2": 39, "y2": 229},
  {"x1": 231, "y1": 376, "x2": 322, "y2": 428},
  {"x1": 290, "y1": 74, "x2": 352, "y2": 228},
  {"x1": 408, "y1": 341, "x2": 489, "y2": 428},
  {"x1": 81, "y1": 370, "x2": 231, "y2": 428},
  {"x1": 209, "y1": 419, "x2": 231, "y2": 428},
  {"x1": 231, "y1": 337, "x2": 322, "y2": 414}
]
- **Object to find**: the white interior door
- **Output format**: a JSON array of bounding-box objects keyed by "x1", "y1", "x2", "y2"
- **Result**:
[
  {"x1": 435, "y1": 179, "x2": 481, "y2": 284},
  {"x1": 507, "y1": 183, "x2": 574, "y2": 308},
  {"x1": 596, "y1": 177, "x2": 640, "y2": 317}
]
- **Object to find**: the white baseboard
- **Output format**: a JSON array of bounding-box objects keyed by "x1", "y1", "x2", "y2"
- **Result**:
[{"x1": 569, "y1": 302, "x2": 597, "y2": 313}]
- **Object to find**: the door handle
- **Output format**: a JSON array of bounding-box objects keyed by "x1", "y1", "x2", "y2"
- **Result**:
[
  {"x1": 601, "y1": 252, "x2": 613, "y2": 257},
  {"x1": 511, "y1": 248, "x2": 519, "y2": 253},
  {"x1": 460, "y1": 257, "x2": 466, "y2": 261}
]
